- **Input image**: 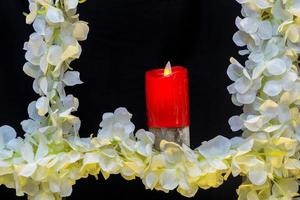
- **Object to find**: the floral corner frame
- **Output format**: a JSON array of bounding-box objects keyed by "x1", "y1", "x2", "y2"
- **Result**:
[{"x1": 0, "y1": 0, "x2": 300, "y2": 199}]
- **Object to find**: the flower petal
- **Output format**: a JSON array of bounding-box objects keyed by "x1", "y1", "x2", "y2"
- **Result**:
[
  {"x1": 20, "y1": 143, "x2": 34, "y2": 163},
  {"x1": 47, "y1": 45, "x2": 63, "y2": 66},
  {"x1": 19, "y1": 163, "x2": 37, "y2": 177},
  {"x1": 33, "y1": 16, "x2": 46, "y2": 36},
  {"x1": 254, "y1": 0, "x2": 271, "y2": 9},
  {"x1": 62, "y1": 71, "x2": 83, "y2": 86},
  {"x1": 287, "y1": 24, "x2": 300, "y2": 43},
  {"x1": 36, "y1": 96, "x2": 49, "y2": 116},
  {"x1": 0, "y1": 126, "x2": 17, "y2": 149},
  {"x1": 257, "y1": 20, "x2": 272, "y2": 40},
  {"x1": 233, "y1": 31, "x2": 249, "y2": 47},
  {"x1": 159, "y1": 169, "x2": 178, "y2": 190},
  {"x1": 61, "y1": 45, "x2": 81, "y2": 61},
  {"x1": 236, "y1": 90, "x2": 256, "y2": 104},
  {"x1": 244, "y1": 115, "x2": 264, "y2": 132},
  {"x1": 73, "y1": 21, "x2": 89, "y2": 41},
  {"x1": 266, "y1": 58, "x2": 287, "y2": 76},
  {"x1": 228, "y1": 115, "x2": 243, "y2": 131},
  {"x1": 263, "y1": 80, "x2": 283, "y2": 96},
  {"x1": 240, "y1": 17, "x2": 259, "y2": 34},
  {"x1": 248, "y1": 168, "x2": 267, "y2": 185},
  {"x1": 46, "y1": 6, "x2": 64, "y2": 24},
  {"x1": 23, "y1": 62, "x2": 41, "y2": 78},
  {"x1": 144, "y1": 172, "x2": 159, "y2": 189},
  {"x1": 64, "y1": 0, "x2": 79, "y2": 10},
  {"x1": 259, "y1": 100, "x2": 279, "y2": 118},
  {"x1": 39, "y1": 76, "x2": 48, "y2": 95},
  {"x1": 198, "y1": 136, "x2": 231, "y2": 158},
  {"x1": 234, "y1": 77, "x2": 252, "y2": 94}
]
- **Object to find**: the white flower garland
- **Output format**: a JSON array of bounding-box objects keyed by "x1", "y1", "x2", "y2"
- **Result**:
[{"x1": 0, "y1": 0, "x2": 300, "y2": 199}]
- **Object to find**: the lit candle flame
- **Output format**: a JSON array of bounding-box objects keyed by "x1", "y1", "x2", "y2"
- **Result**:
[{"x1": 164, "y1": 61, "x2": 172, "y2": 76}]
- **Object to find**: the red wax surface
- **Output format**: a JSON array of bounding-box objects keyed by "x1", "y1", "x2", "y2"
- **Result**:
[{"x1": 145, "y1": 66, "x2": 190, "y2": 128}]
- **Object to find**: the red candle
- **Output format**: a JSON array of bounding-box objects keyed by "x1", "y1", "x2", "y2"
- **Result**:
[{"x1": 145, "y1": 63, "x2": 190, "y2": 128}]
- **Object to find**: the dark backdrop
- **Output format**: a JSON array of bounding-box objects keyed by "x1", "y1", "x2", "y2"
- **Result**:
[{"x1": 0, "y1": 0, "x2": 243, "y2": 199}]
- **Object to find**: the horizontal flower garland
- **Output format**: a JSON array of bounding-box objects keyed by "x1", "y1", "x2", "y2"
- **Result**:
[{"x1": 0, "y1": 0, "x2": 300, "y2": 199}]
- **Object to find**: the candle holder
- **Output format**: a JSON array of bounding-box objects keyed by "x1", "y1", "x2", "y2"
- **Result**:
[{"x1": 150, "y1": 127, "x2": 190, "y2": 149}]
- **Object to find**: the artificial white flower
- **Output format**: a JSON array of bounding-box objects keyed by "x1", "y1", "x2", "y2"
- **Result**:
[
  {"x1": 197, "y1": 136, "x2": 231, "y2": 170},
  {"x1": 18, "y1": 138, "x2": 49, "y2": 177},
  {"x1": 135, "y1": 129, "x2": 155, "y2": 157},
  {"x1": 24, "y1": 33, "x2": 46, "y2": 65},
  {"x1": 98, "y1": 108, "x2": 135, "y2": 142}
]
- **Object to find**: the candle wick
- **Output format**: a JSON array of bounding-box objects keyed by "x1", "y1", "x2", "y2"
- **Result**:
[{"x1": 164, "y1": 61, "x2": 172, "y2": 76}]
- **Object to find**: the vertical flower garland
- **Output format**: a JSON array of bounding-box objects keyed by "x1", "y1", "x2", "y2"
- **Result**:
[
  {"x1": 1, "y1": 0, "x2": 91, "y2": 199},
  {"x1": 228, "y1": 0, "x2": 300, "y2": 199},
  {"x1": 23, "y1": 0, "x2": 88, "y2": 142}
]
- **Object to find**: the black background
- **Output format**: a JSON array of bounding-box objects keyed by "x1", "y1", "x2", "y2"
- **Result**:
[{"x1": 0, "y1": 0, "x2": 243, "y2": 199}]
